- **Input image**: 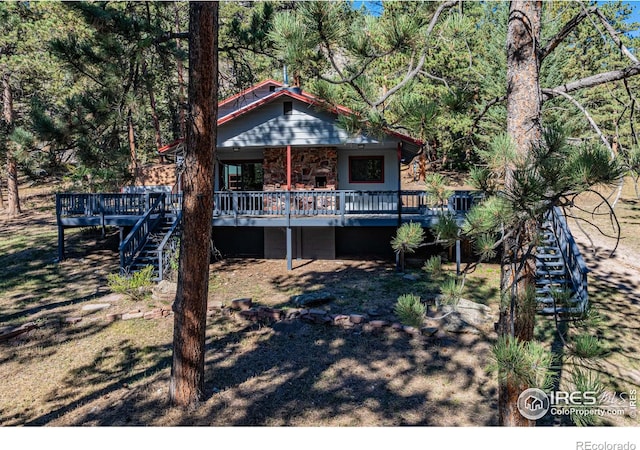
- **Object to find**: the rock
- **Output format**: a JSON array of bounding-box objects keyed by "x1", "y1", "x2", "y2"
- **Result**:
[
  {"x1": 257, "y1": 307, "x2": 283, "y2": 321},
  {"x1": 153, "y1": 280, "x2": 177, "y2": 295},
  {"x1": 308, "y1": 308, "x2": 327, "y2": 317},
  {"x1": 349, "y1": 314, "x2": 366, "y2": 324},
  {"x1": 64, "y1": 317, "x2": 83, "y2": 324},
  {"x1": 0, "y1": 322, "x2": 38, "y2": 342},
  {"x1": 332, "y1": 314, "x2": 350, "y2": 326},
  {"x1": 437, "y1": 298, "x2": 493, "y2": 334},
  {"x1": 230, "y1": 298, "x2": 253, "y2": 311},
  {"x1": 403, "y1": 325, "x2": 420, "y2": 336},
  {"x1": 291, "y1": 291, "x2": 336, "y2": 307},
  {"x1": 82, "y1": 303, "x2": 111, "y2": 312},
  {"x1": 239, "y1": 309, "x2": 259, "y2": 321},
  {"x1": 391, "y1": 322, "x2": 403, "y2": 331},
  {"x1": 420, "y1": 326, "x2": 439, "y2": 337},
  {"x1": 122, "y1": 312, "x2": 144, "y2": 320},
  {"x1": 144, "y1": 309, "x2": 163, "y2": 320},
  {"x1": 161, "y1": 309, "x2": 172, "y2": 317},
  {"x1": 284, "y1": 308, "x2": 301, "y2": 319},
  {"x1": 403, "y1": 273, "x2": 420, "y2": 281},
  {"x1": 105, "y1": 313, "x2": 122, "y2": 323},
  {"x1": 369, "y1": 320, "x2": 388, "y2": 329}
]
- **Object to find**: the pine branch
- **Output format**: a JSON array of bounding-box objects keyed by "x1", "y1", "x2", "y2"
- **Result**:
[
  {"x1": 542, "y1": 63, "x2": 640, "y2": 100},
  {"x1": 540, "y1": 88, "x2": 613, "y2": 154},
  {"x1": 592, "y1": 8, "x2": 639, "y2": 64},
  {"x1": 539, "y1": 6, "x2": 596, "y2": 61},
  {"x1": 372, "y1": 0, "x2": 458, "y2": 108}
]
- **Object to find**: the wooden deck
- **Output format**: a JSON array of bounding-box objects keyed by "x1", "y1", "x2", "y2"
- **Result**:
[
  {"x1": 55, "y1": 190, "x2": 479, "y2": 270},
  {"x1": 56, "y1": 190, "x2": 476, "y2": 228}
]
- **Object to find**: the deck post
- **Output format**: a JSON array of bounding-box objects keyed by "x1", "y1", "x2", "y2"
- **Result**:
[
  {"x1": 57, "y1": 223, "x2": 65, "y2": 262},
  {"x1": 397, "y1": 142, "x2": 402, "y2": 227},
  {"x1": 286, "y1": 226, "x2": 293, "y2": 271},
  {"x1": 456, "y1": 238, "x2": 461, "y2": 275},
  {"x1": 286, "y1": 145, "x2": 292, "y2": 191}
]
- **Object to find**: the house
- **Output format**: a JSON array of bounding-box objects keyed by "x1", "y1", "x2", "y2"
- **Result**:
[
  {"x1": 156, "y1": 79, "x2": 473, "y2": 268},
  {"x1": 57, "y1": 79, "x2": 475, "y2": 275}
]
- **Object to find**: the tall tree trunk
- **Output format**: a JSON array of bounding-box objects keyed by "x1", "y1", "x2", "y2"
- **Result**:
[
  {"x1": 498, "y1": 0, "x2": 542, "y2": 427},
  {"x1": 170, "y1": 1, "x2": 218, "y2": 407},
  {"x1": 175, "y1": 2, "x2": 187, "y2": 140},
  {"x1": 127, "y1": 108, "x2": 138, "y2": 184},
  {"x1": 3, "y1": 72, "x2": 20, "y2": 216}
]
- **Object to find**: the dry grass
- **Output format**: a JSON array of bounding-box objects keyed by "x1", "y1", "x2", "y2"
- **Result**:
[{"x1": 1, "y1": 178, "x2": 638, "y2": 426}]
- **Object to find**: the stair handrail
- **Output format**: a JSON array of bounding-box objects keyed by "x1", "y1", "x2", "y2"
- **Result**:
[
  {"x1": 156, "y1": 211, "x2": 182, "y2": 281},
  {"x1": 547, "y1": 206, "x2": 590, "y2": 309},
  {"x1": 119, "y1": 193, "x2": 166, "y2": 274}
]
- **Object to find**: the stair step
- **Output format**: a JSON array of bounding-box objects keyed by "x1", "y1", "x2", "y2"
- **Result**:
[
  {"x1": 536, "y1": 269, "x2": 566, "y2": 277},
  {"x1": 535, "y1": 278, "x2": 570, "y2": 285},
  {"x1": 536, "y1": 253, "x2": 563, "y2": 260},
  {"x1": 535, "y1": 295, "x2": 581, "y2": 305},
  {"x1": 540, "y1": 305, "x2": 585, "y2": 316}
]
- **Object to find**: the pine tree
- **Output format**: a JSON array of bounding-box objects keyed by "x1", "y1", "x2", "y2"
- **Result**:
[{"x1": 169, "y1": 1, "x2": 218, "y2": 407}]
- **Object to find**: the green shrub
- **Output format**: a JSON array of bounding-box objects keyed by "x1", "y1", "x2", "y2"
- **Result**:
[
  {"x1": 572, "y1": 334, "x2": 608, "y2": 359},
  {"x1": 394, "y1": 293, "x2": 426, "y2": 328},
  {"x1": 391, "y1": 222, "x2": 425, "y2": 272},
  {"x1": 422, "y1": 255, "x2": 443, "y2": 279},
  {"x1": 440, "y1": 277, "x2": 464, "y2": 306},
  {"x1": 107, "y1": 265, "x2": 155, "y2": 301}
]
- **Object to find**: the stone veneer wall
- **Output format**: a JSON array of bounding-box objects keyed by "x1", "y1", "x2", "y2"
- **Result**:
[{"x1": 263, "y1": 147, "x2": 338, "y2": 189}]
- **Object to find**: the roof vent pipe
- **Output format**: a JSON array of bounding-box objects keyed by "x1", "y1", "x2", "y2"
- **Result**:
[{"x1": 283, "y1": 65, "x2": 289, "y2": 87}]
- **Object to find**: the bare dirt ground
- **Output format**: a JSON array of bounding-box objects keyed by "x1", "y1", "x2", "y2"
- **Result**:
[
  {"x1": 0, "y1": 182, "x2": 500, "y2": 426},
  {"x1": 1, "y1": 178, "x2": 638, "y2": 426}
]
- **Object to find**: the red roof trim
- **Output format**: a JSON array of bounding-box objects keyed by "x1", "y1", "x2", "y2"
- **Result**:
[
  {"x1": 164, "y1": 81, "x2": 424, "y2": 149},
  {"x1": 218, "y1": 88, "x2": 424, "y2": 146},
  {"x1": 158, "y1": 138, "x2": 184, "y2": 154},
  {"x1": 218, "y1": 79, "x2": 283, "y2": 108}
]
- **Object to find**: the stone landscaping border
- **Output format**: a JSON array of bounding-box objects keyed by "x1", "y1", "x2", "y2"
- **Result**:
[{"x1": 2, "y1": 291, "x2": 492, "y2": 343}]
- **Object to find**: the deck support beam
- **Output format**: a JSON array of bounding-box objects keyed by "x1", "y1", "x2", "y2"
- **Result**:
[
  {"x1": 286, "y1": 145, "x2": 292, "y2": 191},
  {"x1": 286, "y1": 226, "x2": 292, "y2": 270},
  {"x1": 456, "y1": 239, "x2": 461, "y2": 275},
  {"x1": 57, "y1": 224, "x2": 65, "y2": 262}
]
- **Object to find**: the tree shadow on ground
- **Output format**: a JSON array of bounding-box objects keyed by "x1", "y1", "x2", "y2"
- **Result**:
[{"x1": 16, "y1": 310, "x2": 498, "y2": 426}]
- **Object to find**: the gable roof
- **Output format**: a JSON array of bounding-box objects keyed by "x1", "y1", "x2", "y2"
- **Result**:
[{"x1": 160, "y1": 80, "x2": 424, "y2": 162}]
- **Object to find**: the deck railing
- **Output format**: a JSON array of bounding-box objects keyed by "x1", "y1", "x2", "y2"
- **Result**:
[
  {"x1": 211, "y1": 190, "x2": 477, "y2": 217},
  {"x1": 119, "y1": 194, "x2": 166, "y2": 274},
  {"x1": 156, "y1": 211, "x2": 182, "y2": 281},
  {"x1": 546, "y1": 206, "x2": 589, "y2": 312},
  {"x1": 57, "y1": 190, "x2": 478, "y2": 222},
  {"x1": 56, "y1": 192, "x2": 164, "y2": 217}
]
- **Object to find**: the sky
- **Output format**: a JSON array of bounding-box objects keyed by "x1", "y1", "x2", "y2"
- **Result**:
[{"x1": 351, "y1": 1, "x2": 640, "y2": 36}]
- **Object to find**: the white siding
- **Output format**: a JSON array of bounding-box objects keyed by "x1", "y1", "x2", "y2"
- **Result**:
[{"x1": 218, "y1": 98, "x2": 398, "y2": 148}]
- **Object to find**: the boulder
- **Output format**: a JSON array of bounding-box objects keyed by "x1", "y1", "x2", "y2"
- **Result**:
[
  {"x1": 291, "y1": 291, "x2": 335, "y2": 307},
  {"x1": 349, "y1": 314, "x2": 366, "y2": 324},
  {"x1": 230, "y1": 298, "x2": 253, "y2": 311},
  {"x1": 438, "y1": 298, "x2": 493, "y2": 334}
]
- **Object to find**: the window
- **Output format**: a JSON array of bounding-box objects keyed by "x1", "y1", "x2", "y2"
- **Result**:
[
  {"x1": 348, "y1": 156, "x2": 384, "y2": 183},
  {"x1": 221, "y1": 161, "x2": 263, "y2": 191},
  {"x1": 283, "y1": 101, "x2": 293, "y2": 115}
]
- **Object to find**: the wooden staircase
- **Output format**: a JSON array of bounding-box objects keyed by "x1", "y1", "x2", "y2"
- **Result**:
[
  {"x1": 129, "y1": 214, "x2": 180, "y2": 280},
  {"x1": 535, "y1": 207, "x2": 589, "y2": 317},
  {"x1": 119, "y1": 193, "x2": 182, "y2": 281}
]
